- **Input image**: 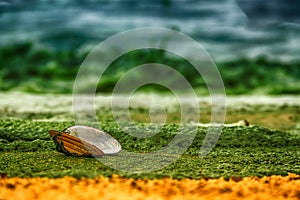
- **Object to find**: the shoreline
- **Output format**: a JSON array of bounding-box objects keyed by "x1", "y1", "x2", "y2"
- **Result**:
[{"x1": 2, "y1": 92, "x2": 299, "y2": 131}]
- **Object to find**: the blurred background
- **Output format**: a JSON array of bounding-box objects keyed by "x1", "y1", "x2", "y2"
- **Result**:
[{"x1": 0, "y1": 0, "x2": 299, "y2": 94}]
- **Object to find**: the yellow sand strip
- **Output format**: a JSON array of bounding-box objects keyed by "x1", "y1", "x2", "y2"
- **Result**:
[{"x1": 1, "y1": 174, "x2": 299, "y2": 200}]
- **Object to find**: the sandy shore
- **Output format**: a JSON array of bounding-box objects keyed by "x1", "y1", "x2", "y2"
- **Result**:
[
  {"x1": 1, "y1": 174, "x2": 300, "y2": 200},
  {"x1": 1, "y1": 92, "x2": 299, "y2": 131},
  {"x1": 1, "y1": 92, "x2": 300, "y2": 113}
]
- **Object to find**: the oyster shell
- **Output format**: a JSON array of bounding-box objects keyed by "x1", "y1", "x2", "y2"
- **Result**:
[{"x1": 49, "y1": 125, "x2": 121, "y2": 157}]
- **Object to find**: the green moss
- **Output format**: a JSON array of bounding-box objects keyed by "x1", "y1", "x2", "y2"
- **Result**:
[
  {"x1": 1, "y1": 42, "x2": 300, "y2": 94},
  {"x1": 0, "y1": 118, "x2": 299, "y2": 179}
]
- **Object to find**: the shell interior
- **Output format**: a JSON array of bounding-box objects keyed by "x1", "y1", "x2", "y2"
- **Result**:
[{"x1": 64, "y1": 125, "x2": 121, "y2": 155}]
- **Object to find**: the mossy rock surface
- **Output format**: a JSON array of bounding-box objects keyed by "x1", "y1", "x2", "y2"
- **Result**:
[{"x1": 0, "y1": 118, "x2": 299, "y2": 179}]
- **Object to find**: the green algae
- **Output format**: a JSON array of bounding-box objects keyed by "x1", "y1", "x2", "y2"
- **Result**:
[
  {"x1": 0, "y1": 118, "x2": 299, "y2": 179},
  {"x1": 1, "y1": 42, "x2": 300, "y2": 94}
]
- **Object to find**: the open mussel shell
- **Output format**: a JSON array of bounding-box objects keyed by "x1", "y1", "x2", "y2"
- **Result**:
[{"x1": 49, "y1": 125, "x2": 121, "y2": 157}]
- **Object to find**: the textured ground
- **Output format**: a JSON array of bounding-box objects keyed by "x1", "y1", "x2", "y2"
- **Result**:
[
  {"x1": 0, "y1": 93, "x2": 299, "y2": 199},
  {"x1": 1, "y1": 174, "x2": 300, "y2": 200}
]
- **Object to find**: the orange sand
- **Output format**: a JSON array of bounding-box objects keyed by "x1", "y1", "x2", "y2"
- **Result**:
[{"x1": 1, "y1": 174, "x2": 299, "y2": 200}]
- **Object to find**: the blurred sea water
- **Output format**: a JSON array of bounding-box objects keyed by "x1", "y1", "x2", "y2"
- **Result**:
[{"x1": 0, "y1": 0, "x2": 300, "y2": 61}]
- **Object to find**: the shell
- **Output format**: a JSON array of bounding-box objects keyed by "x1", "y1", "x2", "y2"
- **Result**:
[{"x1": 49, "y1": 125, "x2": 121, "y2": 157}]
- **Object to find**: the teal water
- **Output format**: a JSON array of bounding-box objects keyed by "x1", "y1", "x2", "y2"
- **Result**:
[
  {"x1": 1, "y1": 1, "x2": 300, "y2": 94},
  {"x1": 0, "y1": 0, "x2": 300, "y2": 61}
]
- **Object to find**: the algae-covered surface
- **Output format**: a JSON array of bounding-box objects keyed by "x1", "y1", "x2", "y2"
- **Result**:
[
  {"x1": 1, "y1": 43, "x2": 300, "y2": 95},
  {"x1": 0, "y1": 93, "x2": 299, "y2": 179}
]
